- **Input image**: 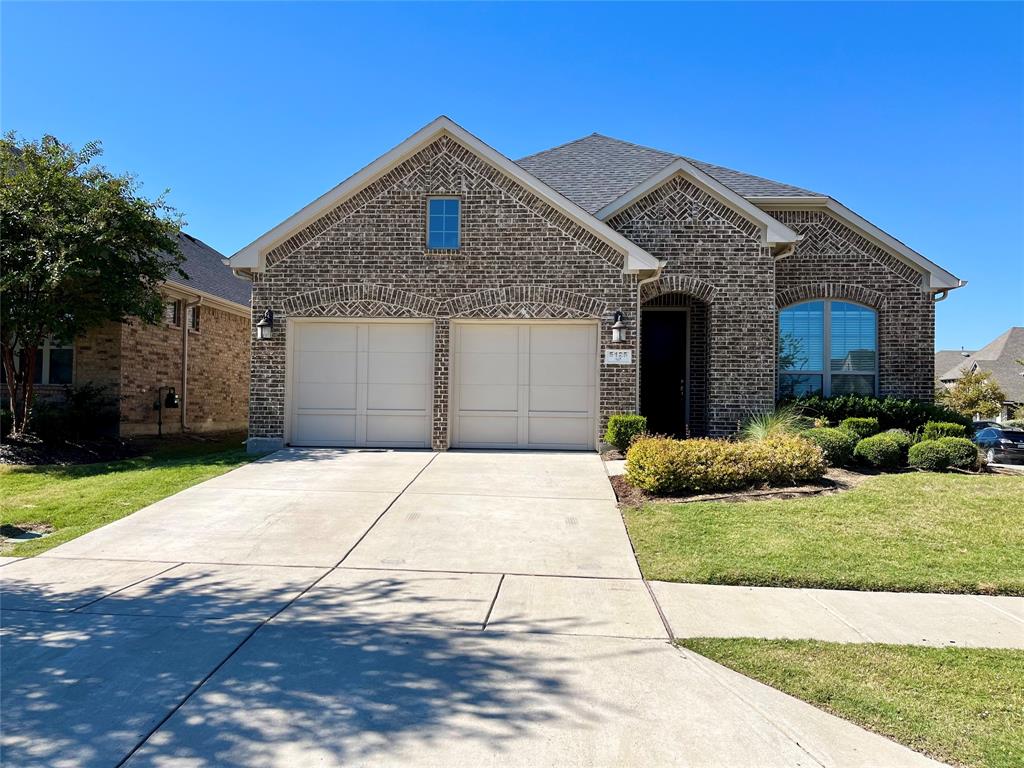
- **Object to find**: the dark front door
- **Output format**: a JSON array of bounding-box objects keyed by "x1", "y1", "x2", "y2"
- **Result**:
[{"x1": 640, "y1": 310, "x2": 687, "y2": 437}]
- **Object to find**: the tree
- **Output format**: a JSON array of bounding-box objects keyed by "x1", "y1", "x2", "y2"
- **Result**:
[
  {"x1": 936, "y1": 367, "x2": 1006, "y2": 419},
  {"x1": 1, "y1": 134, "x2": 185, "y2": 435}
]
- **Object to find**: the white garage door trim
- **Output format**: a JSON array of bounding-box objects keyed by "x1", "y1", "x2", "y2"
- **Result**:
[
  {"x1": 450, "y1": 320, "x2": 599, "y2": 451},
  {"x1": 286, "y1": 318, "x2": 433, "y2": 448}
]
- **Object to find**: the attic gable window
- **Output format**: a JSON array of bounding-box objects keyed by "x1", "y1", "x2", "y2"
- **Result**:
[{"x1": 427, "y1": 198, "x2": 460, "y2": 250}]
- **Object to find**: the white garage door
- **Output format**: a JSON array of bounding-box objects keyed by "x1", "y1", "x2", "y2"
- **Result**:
[
  {"x1": 452, "y1": 322, "x2": 597, "y2": 450},
  {"x1": 290, "y1": 320, "x2": 432, "y2": 447}
]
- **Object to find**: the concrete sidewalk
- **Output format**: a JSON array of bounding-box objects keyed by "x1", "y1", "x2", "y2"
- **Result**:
[{"x1": 652, "y1": 582, "x2": 1024, "y2": 648}]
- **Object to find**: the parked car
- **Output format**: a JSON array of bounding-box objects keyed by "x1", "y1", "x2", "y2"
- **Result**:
[
  {"x1": 973, "y1": 426, "x2": 1024, "y2": 465},
  {"x1": 972, "y1": 419, "x2": 1002, "y2": 431}
]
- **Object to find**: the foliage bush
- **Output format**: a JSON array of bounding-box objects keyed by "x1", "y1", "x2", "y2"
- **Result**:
[
  {"x1": 1004, "y1": 419, "x2": 1024, "y2": 429},
  {"x1": 908, "y1": 440, "x2": 950, "y2": 471},
  {"x1": 921, "y1": 421, "x2": 968, "y2": 441},
  {"x1": 604, "y1": 413, "x2": 647, "y2": 452},
  {"x1": 801, "y1": 427, "x2": 859, "y2": 467},
  {"x1": 27, "y1": 384, "x2": 118, "y2": 444},
  {"x1": 739, "y1": 404, "x2": 807, "y2": 441},
  {"x1": 854, "y1": 430, "x2": 912, "y2": 469},
  {"x1": 936, "y1": 436, "x2": 979, "y2": 470},
  {"x1": 625, "y1": 434, "x2": 825, "y2": 496},
  {"x1": 839, "y1": 416, "x2": 880, "y2": 439},
  {"x1": 784, "y1": 394, "x2": 971, "y2": 432}
]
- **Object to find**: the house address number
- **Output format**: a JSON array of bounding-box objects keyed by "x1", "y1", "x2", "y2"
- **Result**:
[{"x1": 604, "y1": 349, "x2": 633, "y2": 365}]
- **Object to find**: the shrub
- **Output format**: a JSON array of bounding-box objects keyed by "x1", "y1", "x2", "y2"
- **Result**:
[
  {"x1": 625, "y1": 434, "x2": 826, "y2": 495},
  {"x1": 27, "y1": 384, "x2": 118, "y2": 444},
  {"x1": 840, "y1": 417, "x2": 880, "y2": 439},
  {"x1": 922, "y1": 421, "x2": 968, "y2": 441},
  {"x1": 745, "y1": 434, "x2": 827, "y2": 486},
  {"x1": 785, "y1": 394, "x2": 971, "y2": 432},
  {"x1": 625, "y1": 437, "x2": 688, "y2": 495},
  {"x1": 604, "y1": 413, "x2": 647, "y2": 452},
  {"x1": 1004, "y1": 419, "x2": 1024, "y2": 429},
  {"x1": 854, "y1": 431, "x2": 910, "y2": 469},
  {"x1": 739, "y1": 404, "x2": 807, "y2": 441},
  {"x1": 937, "y1": 436, "x2": 979, "y2": 470},
  {"x1": 802, "y1": 427, "x2": 859, "y2": 466},
  {"x1": 908, "y1": 440, "x2": 950, "y2": 471}
]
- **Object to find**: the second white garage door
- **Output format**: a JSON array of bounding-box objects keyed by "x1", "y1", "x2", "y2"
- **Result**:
[
  {"x1": 290, "y1": 320, "x2": 432, "y2": 448},
  {"x1": 451, "y1": 322, "x2": 598, "y2": 450}
]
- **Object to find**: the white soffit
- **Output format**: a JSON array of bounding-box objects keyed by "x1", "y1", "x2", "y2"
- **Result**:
[
  {"x1": 228, "y1": 116, "x2": 660, "y2": 274},
  {"x1": 751, "y1": 196, "x2": 964, "y2": 291},
  {"x1": 595, "y1": 158, "x2": 800, "y2": 247}
]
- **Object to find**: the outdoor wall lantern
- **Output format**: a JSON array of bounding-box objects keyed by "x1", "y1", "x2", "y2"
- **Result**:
[
  {"x1": 611, "y1": 310, "x2": 626, "y2": 343},
  {"x1": 256, "y1": 309, "x2": 274, "y2": 341}
]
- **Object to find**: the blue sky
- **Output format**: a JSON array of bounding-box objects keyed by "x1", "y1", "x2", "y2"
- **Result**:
[{"x1": 3, "y1": 2, "x2": 1021, "y2": 350}]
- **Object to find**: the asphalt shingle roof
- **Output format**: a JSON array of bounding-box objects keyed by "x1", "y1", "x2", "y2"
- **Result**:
[
  {"x1": 516, "y1": 133, "x2": 824, "y2": 215},
  {"x1": 938, "y1": 327, "x2": 1024, "y2": 403},
  {"x1": 935, "y1": 349, "x2": 974, "y2": 382},
  {"x1": 165, "y1": 232, "x2": 251, "y2": 308}
]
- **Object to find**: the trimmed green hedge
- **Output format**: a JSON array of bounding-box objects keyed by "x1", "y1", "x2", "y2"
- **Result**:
[
  {"x1": 908, "y1": 440, "x2": 950, "y2": 471},
  {"x1": 625, "y1": 434, "x2": 826, "y2": 495},
  {"x1": 784, "y1": 394, "x2": 971, "y2": 432},
  {"x1": 604, "y1": 413, "x2": 647, "y2": 452},
  {"x1": 840, "y1": 417, "x2": 881, "y2": 439},
  {"x1": 802, "y1": 427, "x2": 859, "y2": 467},
  {"x1": 922, "y1": 421, "x2": 968, "y2": 441},
  {"x1": 854, "y1": 429, "x2": 913, "y2": 469},
  {"x1": 937, "y1": 436, "x2": 979, "y2": 470}
]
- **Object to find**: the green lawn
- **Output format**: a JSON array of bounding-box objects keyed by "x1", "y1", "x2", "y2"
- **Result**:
[
  {"x1": 624, "y1": 473, "x2": 1024, "y2": 594},
  {"x1": 681, "y1": 638, "x2": 1024, "y2": 768},
  {"x1": 0, "y1": 433, "x2": 257, "y2": 556}
]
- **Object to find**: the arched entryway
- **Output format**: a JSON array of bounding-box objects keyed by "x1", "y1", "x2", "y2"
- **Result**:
[{"x1": 639, "y1": 291, "x2": 710, "y2": 437}]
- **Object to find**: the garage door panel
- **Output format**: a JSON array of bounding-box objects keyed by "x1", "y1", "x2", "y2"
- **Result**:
[
  {"x1": 453, "y1": 322, "x2": 597, "y2": 450},
  {"x1": 527, "y1": 416, "x2": 592, "y2": 447},
  {"x1": 456, "y1": 415, "x2": 518, "y2": 447},
  {"x1": 366, "y1": 383, "x2": 430, "y2": 412},
  {"x1": 291, "y1": 322, "x2": 432, "y2": 447},
  {"x1": 528, "y1": 384, "x2": 594, "y2": 414},
  {"x1": 530, "y1": 325, "x2": 593, "y2": 354},
  {"x1": 297, "y1": 382, "x2": 358, "y2": 411},
  {"x1": 365, "y1": 415, "x2": 429, "y2": 445},
  {"x1": 459, "y1": 325, "x2": 518, "y2": 354},
  {"x1": 293, "y1": 414, "x2": 356, "y2": 445},
  {"x1": 458, "y1": 384, "x2": 518, "y2": 412}
]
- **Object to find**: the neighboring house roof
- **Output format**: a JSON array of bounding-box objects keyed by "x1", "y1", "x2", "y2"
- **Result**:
[
  {"x1": 229, "y1": 117, "x2": 660, "y2": 274},
  {"x1": 166, "y1": 232, "x2": 251, "y2": 309},
  {"x1": 938, "y1": 327, "x2": 1024, "y2": 403},
  {"x1": 935, "y1": 349, "x2": 974, "y2": 381},
  {"x1": 516, "y1": 133, "x2": 822, "y2": 215}
]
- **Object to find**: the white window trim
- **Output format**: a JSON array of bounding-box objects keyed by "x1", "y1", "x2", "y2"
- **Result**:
[
  {"x1": 779, "y1": 299, "x2": 878, "y2": 398},
  {"x1": 426, "y1": 196, "x2": 461, "y2": 250}
]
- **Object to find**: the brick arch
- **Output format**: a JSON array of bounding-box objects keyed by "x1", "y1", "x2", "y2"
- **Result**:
[
  {"x1": 446, "y1": 286, "x2": 607, "y2": 319},
  {"x1": 639, "y1": 275, "x2": 719, "y2": 305},
  {"x1": 776, "y1": 282, "x2": 885, "y2": 310},
  {"x1": 281, "y1": 284, "x2": 440, "y2": 317}
]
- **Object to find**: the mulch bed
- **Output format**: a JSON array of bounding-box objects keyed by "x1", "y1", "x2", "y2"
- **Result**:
[
  {"x1": 610, "y1": 467, "x2": 873, "y2": 508},
  {"x1": 0, "y1": 435, "x2": 142, "y2": 466}
]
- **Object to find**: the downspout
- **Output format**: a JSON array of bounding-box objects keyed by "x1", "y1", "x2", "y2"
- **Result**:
[
  {"x1": 635, "y1": 261, "x2": 666, "y2": 413},
  {"x1": 181, "y1": 296, "x2": 202, "y2": 431}
]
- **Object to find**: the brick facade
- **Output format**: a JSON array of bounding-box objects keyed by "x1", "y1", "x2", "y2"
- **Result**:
[
  {"x1": 771, "y1": 209, "x2": 935, "y2": 400},
  {"x1": 246, "y1": 140, "x2": 940, "y2": 450},
  {"x1": 249, "y1": 135, "x2": 638, "y2": 450}
]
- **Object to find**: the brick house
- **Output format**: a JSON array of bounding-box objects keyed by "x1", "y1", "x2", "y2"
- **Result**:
[
  {"x1": 936, "y1": 327, "x2": 1024, "y2": 422},
  {"x1": 228, "y1": 117, "x2": 964, "y2": 453},
  {"x1": 8, "y1": 233, "x2": 251, "y2": 436}
]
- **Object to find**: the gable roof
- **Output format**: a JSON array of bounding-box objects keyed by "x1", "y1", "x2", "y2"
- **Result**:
[
  {"x1": 229, "y1": 117, "x2": 660, "y2": 274},
  {"x1": 939, "y1": 327, "x2": 1024, "y2": 403},
  {"x1": 935, "y1": 349, "x2": 974, "y2": 381},
  {"x1": 166, "y1": 232, "x2": 251, "y2": 308},
  {"x1": 516, "y1": 133, "x2": 822, "y2": 215}
]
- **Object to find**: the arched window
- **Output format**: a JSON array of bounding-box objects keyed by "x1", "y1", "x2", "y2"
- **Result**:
[{"x1": 778, "y1": 300, "x2": 877, "y2": 397}]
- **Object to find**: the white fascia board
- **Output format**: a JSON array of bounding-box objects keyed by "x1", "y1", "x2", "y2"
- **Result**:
[
  {"x1": 595, "y1": 158, "x2": 800, "y2": 247},
  {"x1": 161, "y1": 282, "x2": 251, "y2": 317},
  {"x1": 228, "y1": 116, "x2": 659, "y2": 274},
  {"x1": 751, "y1": 196, "x2": 965, "y2": 291}
]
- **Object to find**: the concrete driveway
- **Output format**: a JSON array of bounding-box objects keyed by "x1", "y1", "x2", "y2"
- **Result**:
[{"x1": 1, "y1": 449, "x2": 941, "y2": 767}]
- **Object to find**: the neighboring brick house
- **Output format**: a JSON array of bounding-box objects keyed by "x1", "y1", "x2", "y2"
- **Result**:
[
  {"x1": 228, "y1": 117, "x2": 964, "y2": 452},
  {"x1": 936, "y1": 327, "x2": 1024, "y2": 421},
  {"x1": 7, "y1": 233, "x2": 251, "y2": 436}
]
